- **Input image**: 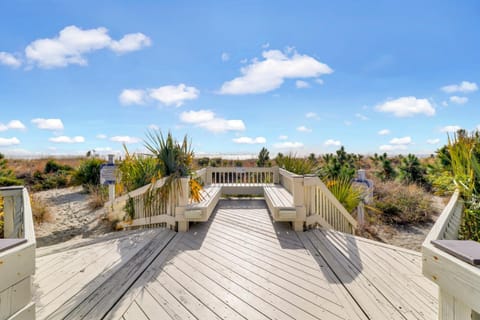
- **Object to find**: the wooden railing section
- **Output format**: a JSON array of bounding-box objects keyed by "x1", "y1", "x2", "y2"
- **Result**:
[
  {"x1": 422, "y1": 191, "x2": 480, "y2": 319},
  {"x1": 110, "y1": 167, "x2": 357, "y2": 235},
  {"x1": 0, "y1": 186, "x2": 36, "y2": 320},
  {"x1": 304, "y1": 175, "x2": 358, "y2": 234}
]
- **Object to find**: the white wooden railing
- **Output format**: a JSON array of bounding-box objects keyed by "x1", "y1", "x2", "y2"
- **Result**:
[
  {"x1": 206, "y1": 167, "x2": 279, "y2": 185},
  {"x1": 0, "y1": 187, "x2": 36, "y2": 320},
  {"x1": 110, "y1": 167, "x2": 356, "y2": 234},
  {"x1": 422, "y1": 190, "x2": 480, "y2": 320},
  {"x1": 303, "y1": 175, "x2": 358, "y2": 234}
]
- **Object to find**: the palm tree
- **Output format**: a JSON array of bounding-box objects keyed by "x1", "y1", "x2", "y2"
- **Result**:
[{"x1": 398, "y1": 154, "x2": 426, "y2": 185}]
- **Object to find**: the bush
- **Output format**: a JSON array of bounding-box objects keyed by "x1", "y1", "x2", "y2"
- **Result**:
[
  {"x1": 86, "y1": 185, "x2": 108, "y2": 209},
  {"x1": 118, "y1": 148, "x2": 158, "y2": 192},
  {"x1": 0, "y1": 153, "x2": 23, "y2": 186},
  {"x1": 31, "y1": 195, "x2": 54, "y2": 224},
  {"x1": 426, "y1": 170, "x2": 455, "y2": 196},
  {"x1": 371, "y1": 180, "x2": 433, "y2": 225},
  {"x1": 74, "y1": 158, "x2": 105, "y2": 188},
  {"x1": 276, "y1": 153, "x2": 316, "y2": 175}
]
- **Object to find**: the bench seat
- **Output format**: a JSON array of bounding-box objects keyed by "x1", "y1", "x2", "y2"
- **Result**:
[
  {"x1": 263, "y1": 185, "x2": 297, "y2": 221},
  {"x1": 212, "y1": 183, "x2": 274, "y2": 196},
  {"x1": 185, "y1": 185, "x2": 222, "y2": 221}
]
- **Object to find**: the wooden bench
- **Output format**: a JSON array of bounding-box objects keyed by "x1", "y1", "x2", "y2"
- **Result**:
[
  {"x1": 263, "y1": 185, "x2": 297, "y2": 221},
  {"x1": 185, "y1": 185, "x2": 222, "y2": 221}
]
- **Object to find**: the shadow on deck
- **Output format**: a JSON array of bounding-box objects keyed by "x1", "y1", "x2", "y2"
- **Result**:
[{"x1": 34, "y1": 199, "x2": 438, "y2": 320}]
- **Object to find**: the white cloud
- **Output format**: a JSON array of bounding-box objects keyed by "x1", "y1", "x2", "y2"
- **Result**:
[
  {"x1": 427, "y1": 138, "x2": 440, "y2": 145},
  {"x1": 273, "y1": 141, "x2": 304, "y2": 149},
  {"x1": 0, "y1": 120, "x2": 26, "y2": 131},
  {"x1": 219, "y1": 49, "x2": 333, "y2": 94},
  {"x1": 221, "y1": 52, "x2": 230, "y2": 61},
  {"x1": 25, "y1": 25, "x2": 150, "y2": 68},
  {"x1": 110, "y1": 33, "x2": 151, "y2": 53},
  {"x1": 295, "y1": 80, "x2": 310, "y2": 88},
  {"x1": 110, "y1": 136, "x2": 141, "y2": 144},
  {"x1": 389, "y1": 136, "x2": 412, "y2": 145},
  {"x1": 278, "y1": 135, "x2": 288, "y2": 140},
  {"x1": 96, "y1": 134, "x2": 107, "y2": 139},
  {"x1": 180, "y1": 110, "x2": 245, "y2": 133},
  {"x1": 305, "y1": 112, "x2": 319, "y2": 120},
  {"x1": 119, "y1": 89, "x2": 147, "y2": 106},
  {"x1": 375, "y1": 96, "x2": 435, "y2": 117},
  {"x1": 441, "y1": 81, "x2": 478, "y2": 94},
  {"x1": 297, "y1": 125, "x2": 312, "y2": 132},
  {"x1": 441, "y1": 125, "x2": 462, "y2": 133},
  {"x1": 49, "y1": 135, "x2": 85, "y2": 143},
  {"x1": 0, "y1": 137, "x2": 20, "y2": 146},
  {"x1": 324, "y1": 139, "x2": 341, "y2": 147},
  {"x1": 31, "y1": 118, "x2": 64, "y2": 130},
  {"x1": 262, "y1": 43, "x2": 270, "y2": 49},
  {"x1": 232, "y1": 136, "x2": 266, "y2": 144},
  {"x1": 378, "y1": 129, "x2": 390, "y2": 135},
  {"x1": 0, "y1": 52, "x2": 21, "y2": 68},
  {"x1": 355, "y1": 113, "x2": 369, "y2": 120},
  {"x1": 379, "y1": 144, "x2": 407, "y2": 151},
  {"x1": 148, "y1": 124, "x2": 159, "y2": 130},
  {"x1": 441, "y1": 100, "x2": 448, "y2": 107},
  {"x1": 315, "y1": 78, "x2": 324, "y2": 85},
  {"x1": 449, "y1": 96, "x2": 468, "y2": 104},
  {"x1": 149, "y1": 84, "x2": 199, "y2": 107}
]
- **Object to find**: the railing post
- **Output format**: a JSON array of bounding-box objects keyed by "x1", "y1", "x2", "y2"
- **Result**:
[
  {"x1": 273, "y1": 166, "x2": 279, "y2": 184},
  {"x1": 206, "y1": 167, "x2": 212, "y2": 185},
  {"x1": 292, "y1": 175, "x2": 306, "y2": 232},
  {"x1": 176, "y1": 177, "x2": 190, "y2": 232}
]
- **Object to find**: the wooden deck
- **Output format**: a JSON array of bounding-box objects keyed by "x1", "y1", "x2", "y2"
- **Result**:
[{"x1": 34, "y1": 199, "x2": 437, "y2": 319}]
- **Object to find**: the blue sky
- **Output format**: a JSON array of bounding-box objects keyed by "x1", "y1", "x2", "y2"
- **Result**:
[{"x1": 0, "y1": 0, "x2": 479, "y2": 158}]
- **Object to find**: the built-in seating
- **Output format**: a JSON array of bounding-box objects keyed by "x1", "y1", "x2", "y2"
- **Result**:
[
  {"x1": 184, "y1": 183, "x2": 296, "y2": 223},
  {"x1": 263, "y1": 185, "x2": 296, "y2": 220}
]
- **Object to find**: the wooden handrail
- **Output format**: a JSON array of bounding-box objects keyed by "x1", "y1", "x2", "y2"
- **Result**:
[
  {"x1": 0, "y1": 186, "x2": 36, "y2": 319},
  {"x1": 422, "y1": 190, "x2": 480, "y2": 319}
]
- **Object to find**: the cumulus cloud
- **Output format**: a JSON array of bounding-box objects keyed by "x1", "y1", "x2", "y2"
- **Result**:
[
  {"x1": 149, "y1": 84, "x2": 199, "y2": 107},
  {"x1": 31, "y1": 118, "x2": 64, "y2": 130},
  {"x1": 441, "y1": 125, "x2": 462, "y2": 133},
  {"x1": 219, "y1": 49, "x2": 333, "y2": 94},
  {"x1": 109, "y1": 33, "x2": 151, "y2": 53},
  {"x1": 221, "y1": 52, "x2": 230, "y2": 61},
  {"x1": 355, "y1": 113, "x2": 369, "y2": 121},
  {"x1": 295, "y1": 80, "x2": 310, "y2": 88},
  {"x1": 278, "y1": 135, "x2": 288, "y2": 140},
  {"x1": 379, "y1": 144, "x2": 407, "y2": 151},
  {"x1": 375, "y1": 96, "x2": 435, "y2": 117},
  {"x1": 378, "y1": 129, "x2": 390, "y2": 135},
  {"x1": 273, "y1": 141, "x2": 304, "y2": 149},
  {"x1": 0, "y1": 52, "x2": 21, "y2": 68},
  {"x1": 441, "y1": 101, "x2": 448, "y2": 107},
  {"x1": 148, "y1": 124, "x2": 159, "y2": 130},
  {"x1": 324, "y1": 139, "x2": 341, "y2": 147},
  {"x1": 427, "y1": 138, "x2": 440, "y2": 145},
  {"x1": 305, "y1": 112, "x2": 319, "y2": 119},
  {"x1": 49, "y1": 135, "x2": 85, "y2": 143},
  {"x1": 315, "y1": 78, "x2": 324, "y2": 85},
  {"x1": 96, "y1": 134, "x2": 107, "y2": 139},
  {"x1": 449, "y1": 96, "x2": 468, "y2": 104},
  {"x1": 0, "y1": 120, "x2": 26, "y2": 131},
  {"x1": 389, "y1": 136, "x2": 412, "y2": 145},
  {"x1": 119, "y1": 89, "x2": 147, "y2": 106},
  {"x1": 110, "y1": 136, "x2": 141, "y2": 144},
  {"x1": 297, "y1": 125, "x2": 312, "y2": 132},
  {"x1": 25, "y1": 25, "x2": 151, "y2": 68},
  {"x1": 233, "y1": 136, "x2": 266, "y2": 144},
  {"x1": 0, "y1": 137, "x2": 20, "y2": 146},
  {"x1": 180, "y1": 110, "x2": 245, "y2": 133},
  {"x1": 442, "y1": 81, "x2": 478, "y2": 94}
]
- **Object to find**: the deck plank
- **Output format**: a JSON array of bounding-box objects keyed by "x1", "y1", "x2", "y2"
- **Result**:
[{"x1": 35, "y1": 199, "x2": 437, "y2": 320}]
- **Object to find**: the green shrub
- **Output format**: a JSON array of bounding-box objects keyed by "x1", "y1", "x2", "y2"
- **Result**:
[
  {"x1": 0, "y1": 153, "x2": 22, "y2": 186},
  {"x1": 371, "y1": 180, "x2": 433, "y2": 225},
  {"x1": 118, "y1": 147, "x2": 158, "y2": 192},
  {"x1": 276, "y1": 153, "x2": 316, "y2": 175},
  {"x1": 326, "y1": 177, "x2": 361, "y2": 212},
  {"x1": 74, "y1": 157, "x2": 105, "y2": 188},
  {"x1": 426, "y1": 170, "x2": 455, "y2": 196}
]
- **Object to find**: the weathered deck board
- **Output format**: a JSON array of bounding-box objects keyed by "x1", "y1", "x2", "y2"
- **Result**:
[{"x1": 34, "y1": 199, "x2": 437, "y2": 320}]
